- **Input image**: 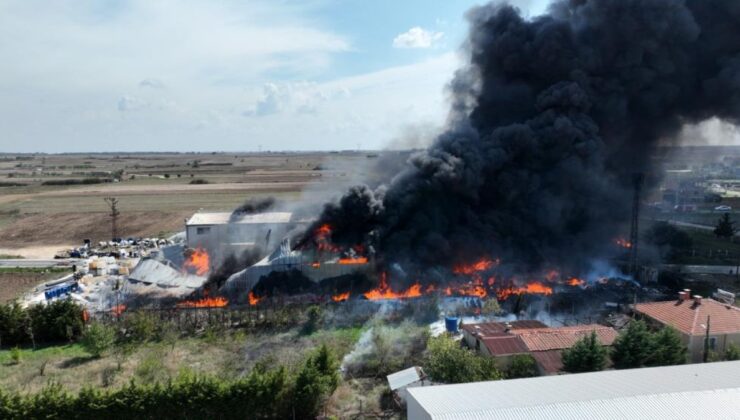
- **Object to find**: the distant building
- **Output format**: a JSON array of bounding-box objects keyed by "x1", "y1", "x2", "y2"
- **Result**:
[
  {"x1": 407, "y1": 360, "x2": 740, "y2": 419},
  {"x1": 185, "y1": 211, "x2": 308, "y2": 253},
  {"x1": 387, "y1": 366, "x2": 428, "y2": 404},
  {"x1": 634, "y1": 293, "x2": 740, "y2": 362},
  {"x1": 462, "y1": 321, "x2": 618, "y2": 374}
]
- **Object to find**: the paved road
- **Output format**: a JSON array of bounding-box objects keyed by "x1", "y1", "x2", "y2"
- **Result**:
[
  {"x1": 661, "y1": 264, "x2": 740, "y2": 275},
  {"x1": 0, "y1": 259, "x2": 77, "y2": 268},
  {"x1": 658, "y1": 219, "x2": 740, "y2": 237}
]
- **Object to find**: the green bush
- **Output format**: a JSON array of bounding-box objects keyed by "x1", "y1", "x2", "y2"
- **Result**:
[
  {"x1": 506, "y1": 354, "x2": 539, "y2": 379},
  {"x1": 124, "y1": 311, "x2": 157, "y2": 343},
  {"x1": 9, "y1": 347, "x2": 21, "y2": 364},
  {"x1": 0, "y1": 344, "x2": 341, "y2": 419},
  {"x1": 424, "y1": 335, "x2": 502, "y2": 383},
  {"x1": 561, "y1": 331, "x2": 607, "y2": 373},
  {"x1": 725, "y1": 343, "x2": 740, "y2": 361},
  {"x1": 0, "y1": 300, "x2": 84, "y2": 347},
  {"x1": 80, "y1": 323, "x2": 116, "y2": 358}
]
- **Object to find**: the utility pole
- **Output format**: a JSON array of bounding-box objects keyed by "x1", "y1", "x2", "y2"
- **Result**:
[
  {"x1": 104, "y1": 197, "x2": 120, "y2": 241},
  {"x1": 630, "y1": 173, "x2": 644, "y2": 276},
  {"x1": 703, "y1": 315, "x2": 711, "y2": 363}
]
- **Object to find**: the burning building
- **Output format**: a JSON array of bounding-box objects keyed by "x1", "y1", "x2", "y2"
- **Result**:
[{"x1": 185, "y1": 211, "x2": 309, "y2": 256}]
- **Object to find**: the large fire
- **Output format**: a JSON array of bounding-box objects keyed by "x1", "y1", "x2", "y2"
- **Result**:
[
  {"x1": 364, "y1": 273, "x2": 423, "y2": 300},
  {"x1": 314, "y1": 224, "x2": 341, "y2": 252},
  {"x1": 331, "y1": 291, "x2": 350, "y2": 302},
  {"x1": 176, "y1": 296, "x2": 228, "y2": 308},
  {"x1": 248, "y1": 291, "x2": 262, "y2": 306},
  {"x1": 453, "y1": 258, "x2": 499, "y2": 275},
  {"x1": 184, "y1": 248, "x2": 210, "y2": 276},
  {"x1": 496, "y1": 282, "x2": 554, "y2": 300},
  {"x1": 338, "y1": 256, "x2": 369, "y2": 265}
]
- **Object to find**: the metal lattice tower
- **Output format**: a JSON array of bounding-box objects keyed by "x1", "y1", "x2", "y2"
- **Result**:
[
  {"x1": 629, "y1": 173, "x2": 644, "y2": 275},
  {"x1": 104, "y1": 197, "x2": 120, "y2": 241}
]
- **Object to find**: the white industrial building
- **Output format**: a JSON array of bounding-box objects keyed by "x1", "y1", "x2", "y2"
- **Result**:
[
  {"x1": 407, "y1": 361, "x2": 740, "y2": 419},
  {"x1": 185, "y1": 211, "x2": 306, "y2": 253}
]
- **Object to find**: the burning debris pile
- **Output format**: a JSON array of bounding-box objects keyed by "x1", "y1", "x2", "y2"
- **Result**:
[{"x1": 292, "y1": 0, "x2": 740, "y2": 297}]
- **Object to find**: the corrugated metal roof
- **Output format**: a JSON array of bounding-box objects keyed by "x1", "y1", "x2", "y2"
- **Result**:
[
  {"x1": 482, "y1": 335, "x2": 529, "y2": 356},
  {"x1": 514, "y1": 325, "x2": 618, "y2": 351},
  {"x1": 407, "y1": 361, "x2": 740, "y2": 419},
  {"x1": 422, "y1": 388, "x2": 740, "y2": 420},
  {"x1": 461, "y1": 320, "x2": 547, "y2": 338},
  {"x1": 530, "y1": 350, "x2": 563, "y2": 374},
  {"x1": 388, "y1": 366, "x2": 423, "y2": 391},
  {"x1": 186, "y1": 212, "x2": 293, "y2": 226},
  {"x1": 128, "y1": 259, "x2": 205, "y2": 289},
  {"x1": 635, "y1": 298, "x2": 740, "y2": 335}
]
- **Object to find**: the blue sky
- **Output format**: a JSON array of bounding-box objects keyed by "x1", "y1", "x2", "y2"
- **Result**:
[{"x1": 0, "y1": 0, "x2": 553, "y2": 152}]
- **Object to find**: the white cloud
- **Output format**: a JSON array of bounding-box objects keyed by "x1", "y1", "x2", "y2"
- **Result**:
[
  {"x1": 393, "y1": 27, "x2": 444, "y2": 49},
  {"x1": 0, "y1": 1, "x2": 461, "y2": 152}
]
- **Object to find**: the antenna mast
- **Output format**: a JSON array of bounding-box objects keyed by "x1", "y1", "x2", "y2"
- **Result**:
[{"x1": 104, "y1": 197, "x2": 120, "y2": 241}]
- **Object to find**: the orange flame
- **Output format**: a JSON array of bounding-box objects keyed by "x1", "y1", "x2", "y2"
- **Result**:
[
  {"x1": 364, "y1": 273, "x2": 423, "y2": 300},
  {"x1": 248, "y1": 291, "x2": 262, "y2": 306},
  {"x1": 453, "y1": 258, "x2": 499, "y2": 275},
  {"x1": 338, "y1": 256, "x2": 369, "y2": 265},
  {"x1": 111, "y1": 304, "x2": 126, "y2": 316},
  {"x1": 615, "y1": 237, "x2": 632, "y2": 249},
  {"x1": 567, "y1": 277, "x2": 585, "y2": 287},
  {"x1": 496, "y1": 282, "x2": 553, "y2": 300},
  {"x1": 176, "y1": 296, "x2": 227, "y2": 308},
  {"x1": 315, "y1": 224, "x2": 341, "y2": 252},
  {"x1": 331, "y1": 292, "x2": 350, "y2": 302},
  {"x1": 184, "y1": 248, "x2": 210, "y2": 275},
  {"x1": 311, "y1": 262, "x2": 321, "y2": 268}
]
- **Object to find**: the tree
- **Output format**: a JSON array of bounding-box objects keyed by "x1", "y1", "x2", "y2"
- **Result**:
[
  {"x1": 725, "y1": 343, "x2": 740, "y2": 361},
  {"x1": 292, "y1": 344, "x2": 339, "y2": 417},
  {"x1": 80, "y1": 323, "x2": 116, "y2": 358},
  {"x1": 424, "y1": 335, "x2": 502, "y2": 383},
  {"x1": 646, "y1": 327, "x2": 687, "y2": 366},
  {"x1": 611, "y1": 320, "x2": 652, "y2": 369},
  {"x1": 506, "y1": 354, "x2": 538, "y2": 378},
  {"x1": 561, "y1": 331, "x2": 607, "y2": 373},
  {"x1": 714, "y1": 213, "x2": 736, "y2": 238},
  {"x1": 302, "y1": 305, "x2": 324, "y2": 334}
]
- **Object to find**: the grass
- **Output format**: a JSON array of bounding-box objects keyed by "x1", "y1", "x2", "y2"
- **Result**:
[
  {"x1": 0, "y1": 254, "x2": 23, "y2": 259},
  {"x1": 0, "y1": 325, "x2": 366, "y2": 394}
]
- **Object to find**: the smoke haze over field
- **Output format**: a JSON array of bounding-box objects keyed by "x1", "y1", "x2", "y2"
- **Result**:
[{"x1": 308, "y1": 0, "x2": 740, "y2": 277}]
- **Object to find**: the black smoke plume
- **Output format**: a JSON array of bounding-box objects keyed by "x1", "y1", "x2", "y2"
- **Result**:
[
  {"x1": 306, "y1": 0, "x2": 740, "y2": 276},
  {"x1": 230, "y1": 197, "x2": 276, "y2": 222}
]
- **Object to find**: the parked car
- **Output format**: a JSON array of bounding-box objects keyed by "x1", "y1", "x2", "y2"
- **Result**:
[{"x1": 714, "y1": 205, "x2": 732, "y2": 211}]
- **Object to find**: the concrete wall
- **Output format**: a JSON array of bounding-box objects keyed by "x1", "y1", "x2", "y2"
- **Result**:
[{"x1": 687, "y1": 332, "x2": 740, "y2": 363}]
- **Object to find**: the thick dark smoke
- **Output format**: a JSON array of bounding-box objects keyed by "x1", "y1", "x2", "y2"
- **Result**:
[
  {"x1": 230, "y1": 197, "x2": 276, "y2": 222},
  {"x1": 307, "y1": 0, "x2": 740, "y2": 276}
]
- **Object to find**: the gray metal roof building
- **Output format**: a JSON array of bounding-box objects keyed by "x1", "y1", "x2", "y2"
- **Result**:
[{"x1": 407, "y1": 361, "x2": 740, "y2": 419}]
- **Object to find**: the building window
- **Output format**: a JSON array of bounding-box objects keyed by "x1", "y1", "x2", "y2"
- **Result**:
[
  {"x1": 708, "y1": 337, "x2": 717, "y2": 351},
  {"x1": 196, "y1": 227, "x2": 211, "y2": 235}
]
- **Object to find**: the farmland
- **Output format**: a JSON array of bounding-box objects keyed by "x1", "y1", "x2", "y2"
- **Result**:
[{"x1": 0, "y1": 152, "x2": 376, "y2": 256}]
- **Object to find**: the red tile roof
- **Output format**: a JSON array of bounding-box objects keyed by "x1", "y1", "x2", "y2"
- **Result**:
[
  {"x1": 531, "y1": 350, "x2": 564, "y2": 374},
  {"x1": 513, "y1": 325, "x2": 618, "y2": 351},
  {"x1": 634, "y1": 298, "x2": 740, "y2": 336},
  {"x1": 481, "y1": 335, "x2": 529, "y2": 356},
  {"x1": 461, "y1": 320, "x2": 547, "y2": 338}
]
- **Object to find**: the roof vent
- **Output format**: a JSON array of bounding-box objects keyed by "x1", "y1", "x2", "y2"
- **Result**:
[
  {"x1": 678, "y1": 291, "x2": 688, "y2": 301},
  {"x1": 693, "y1": 295, "x2": 702, "y2": 305}
]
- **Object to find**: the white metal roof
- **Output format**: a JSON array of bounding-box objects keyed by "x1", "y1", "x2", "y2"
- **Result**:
[
  {"x1": 186, "y1": 211, "x2": 293, "y2": 226},
  {"x1": 128, "y1": 259, "x2": 205, "y2": 289},
  {"x1": 388, "y1": 366, "x2": 423, "y2": 391},
  {"x1": 407, "y1": 361, "x2": 740, "y2": 420}
]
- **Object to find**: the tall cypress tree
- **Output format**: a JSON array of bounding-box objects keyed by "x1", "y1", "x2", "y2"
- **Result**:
[
  {"x1": 561, "y1": 331, "x2": 607, "y2": 373},
  {"x1": 611, "y1": 320, "x2": 652, "y2": 369},
  {"x1": 647, "y1": 327, "x2": 687, "y2": 366}
]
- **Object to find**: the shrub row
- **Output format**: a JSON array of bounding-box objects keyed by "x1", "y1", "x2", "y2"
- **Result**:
[
  {"x1": 0, "y1": 300, "x2": 84, "y2": 347},
  {"x1": 0, "y1": 345, "x2": 339, "y2": 420}
]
